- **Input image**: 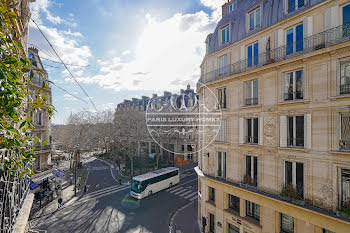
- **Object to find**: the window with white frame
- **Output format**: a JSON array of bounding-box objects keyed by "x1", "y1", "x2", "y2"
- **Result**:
[
  {"x1": 246, "y1": 200, "x2": 260, "y2": 221},
  {"x1": 340, "y1": 113, "x2": 350, "y2": 151},
  {"x1": 340, "y1": 168, "x2": 350, "y2": 212},
  {"x1": 217, "y1": 151, "x2": 226, "y2": 178},
  {"x1": 244, "y1": 155, "x2": 258, "y2": 186},
  {"x1": 340, "y1": 60, "x2": 350, "y2": 95},
  {"x1": 287, "y1": 115, "x2": 304, "y2": 147},
  {"x1": 217, "y1": 87, "x2": 227, "y2": 109},
  {"x1": 218, "y1": 54, "x2": 228, "y2": 76},
  {"x1": 216, "y1": 119, "x2": 227, "y2": 142},
  {"x1": 245, "y1": 118, "x2": 259, "y2": 144},
  {"x1": 284, "y1": 161, "x2": 304, "y2": 199},
  {"x1": 283, "y1": 70, "x2": 304, "y2": 101},
  {"x1": 280, "y1": 213, "x2": 294, "y2": 233},
  {"x1": 287, "y1": 0, "x2": 304, "y2": 13},
  {"x1": 244, "y1": 80, "x2": 258, "y2": 106},
  {"x1": 228, "y1": 0, "x2": 237, "y2": 13},
  {"x1": 248, "y1": 7, "x2": 261, "y2": 32},
  {"x1": 286, "y1": 24, "x2": 303, "y2": 55},
  {"x1": 247, "y1": 42, "x2": 259, "y2": 67},
  {"x1": 220, "y1": 25, "x2": 230, "y2": 45}
]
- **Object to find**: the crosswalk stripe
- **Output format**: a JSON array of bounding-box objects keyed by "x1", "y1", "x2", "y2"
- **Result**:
[
  {"x1": 183, "y1": 192, "x2": 197, "y2": 199},
  {"x1": 172, "y1": 188, "x2": 188, "y2": 195},
  {"x1": 80, "y1": 185, "x2": 126, "y2": 201},
  {"x1": 167, "y1": 186, "x2": 181, "y2": 192},
  {"x1": 168, "y1": 187, "x2": 183, "y2": 193},
  {"x1": 189, "y1": 195, "x2": 198, "y2": 201},
  {"x1": 178, "y1": 190, "x2": 193, "y2": 197},
  {"x1": 84, "y1": 185, "x2": 122, "y2": 197}
]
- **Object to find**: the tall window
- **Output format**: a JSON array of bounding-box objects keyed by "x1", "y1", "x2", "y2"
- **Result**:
[
  {"x1": 228, "y1": 194, "x2": 240, "y2": 214},
  {"x1": 36, "y1": 133, "x2": 42, "y2": 148},
  {"x1": 287, "y1": 116, "x2": 304, "y2": 147},
  {"x1": 245, "y1": 156, "x2": 258, "y2": 186},
  {"x1": 286, "y1": 24, "x2": 303, "y2": 55},
  {"x1": 340, "y1": 60, "x2": 350, "y2": 95},
  {"x1": 287, "y1": 0, "x2": 304, "y2": 13},
  {"x1": 209, "y1": 213, "x2": 215, "y2": 233},
  {"x1": 284, "y1": 70, "x2": 304, "y2": 101},
  {"x1": 247, "y1": 42, "x2": 259, "y2": 67},
  {"x1": 246, "y1": 200, "x2": 260, "y2": 221},
  {"x1": 248, "y1": 7, "x2": 261, "y2": 32},
  {"x1": 228, "y1": 0, "x2": 237, "y2": 13},
  {"x1": 217, "y1": 151, "x2": 227, "y2": 178},
  {"x1": 340, "y1": 168, "x2": 350, "y2": 209},
  {"x1": 37, "y1": 111, "x2": 42, "y2": 125},
  {"x1": 220, "y1": 25, "x2": 230, "y2": 45},
  {"x1": 216, "y1": 120, "x2": 227, "y2": 142},
  {"x1": 281, "y1": 213, "x2": 294, "y2": 233},
  {"x1": 285, "y1": 161, "x2": 304, "y2": 198},
  {"x1": 217, "y1": 87, "x2": 227, "y2": 109},
  {"x1": 36, "y1": 153, "x2": 40, "y2": 169},
  {"x1": 245, "y1": 118, "x2": 259, "y2": 144},
  {"x1": 244, "y1": 80, "x2": 258, "y2": 106},
  {"x1": 340, "y1": 113, "x2": 350, "y2": 150},
  {"x1": 228, "y1": 223, "x2": 240, "y2": 233},
  {"x1": 219, "y1": 54, "x2": 228, "y2": 76},
  {"x1": 209, "y1": 187, "x2": 215, "y2": 202}
]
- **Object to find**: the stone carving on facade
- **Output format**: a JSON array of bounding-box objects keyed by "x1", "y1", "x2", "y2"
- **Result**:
[
  {"x1": 320, "y1": 181, "x2": 336, "y2": 210},
  {"x1": 263, "y1": 114, "x2": 276, "y2": 147}
]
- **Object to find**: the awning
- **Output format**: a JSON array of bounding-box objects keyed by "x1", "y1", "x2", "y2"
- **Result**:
[
  {"x1": 30, "y1": 180, "x2": 39, "y2": 190},
  {"x1": 53, "y1": 169, "x2": 65, "y2": 177},
  {"x1": 32, "y1": 172, "x2": 54, "y2": 184}
]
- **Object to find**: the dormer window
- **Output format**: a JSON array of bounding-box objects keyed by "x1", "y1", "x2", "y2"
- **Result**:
[
  {"x1": 228, "y1": 0, "x2": 237, "y2": 13},
  {"x1": 287, "y1": 0, "x2": 304, "y2": 14},
  {"x1": 220, "y1": 25, "x2": 230, "y2": 45},
  {"x1": 248, "y1": 7, "x2": 261, "y2": 32}
]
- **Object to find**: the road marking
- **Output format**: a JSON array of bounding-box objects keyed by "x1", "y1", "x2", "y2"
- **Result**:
[
  {"x1": 172, "y1": 188, "x2": 188, "y2": 195},
  {"x1": 84, "y1": 185, "x2": 122, "y2": 196},
  {"x1": 183, "y1": 192, "x2": 197, "y2": 199},
  {"x1": 79, "y1": 185, "x2": 127, "y2": 201},
  {"x1": 90, "y1": 166, "x2": 109, "y2": 170},
  {"x1": 189, "y1": 195, "x2": 198, "y2": 201},
  {"x1": 168, "y1": 187, "x2": 183, "y2": 193},
  {"x1": 178, "y1": 190, "x2": 193, "y2": 197}
]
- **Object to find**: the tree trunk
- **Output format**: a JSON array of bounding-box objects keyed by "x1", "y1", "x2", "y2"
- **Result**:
[
  {"x1": 130, "y1": 157, "x2": 134, "y2": 177},
  {"x1": 156, "y1": 155, "x2": 160, "y2": 169}
]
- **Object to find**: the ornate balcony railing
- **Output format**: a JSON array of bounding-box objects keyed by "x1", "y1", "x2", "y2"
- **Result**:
[
  {"x1": 284, "y1": 91, "x2": 304, "y2": 101},
  {"x1": 34, "y1": 144, "x2": 51, "y2": 152},
  {"x1": 340, "y1": 84, "x2": 350, "y2": 95},
  {"x1": 244, "y1": 98, "x2": 258, "y2": 106},
  {"x1": 198, "y1": 24, "x2": 350, "y2": 89},
  {"x1": 245, "y1": 136, "x2": 258, "y2": 144},
  {"x1": 287, "y1": 137, "x2": 304, "y2": 148},
  {"x1": 0, "y1": 149, "x2": 30, "y2": 233}
]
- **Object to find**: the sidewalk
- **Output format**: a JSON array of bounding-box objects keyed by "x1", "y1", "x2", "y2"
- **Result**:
[{"x1": 171, "y1": 201, "x2": 201, "y2": 233}]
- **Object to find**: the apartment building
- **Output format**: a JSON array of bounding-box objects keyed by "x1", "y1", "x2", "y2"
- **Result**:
[
  {"x1": 116, "y1": 84, "x2": 198, "y2": 162},
  {"x1": 28, "y1": 47, "x2": 52, "y2": 172},
  {"x1": 196, "y1": 0, "x2": 350, "y2": 232}
]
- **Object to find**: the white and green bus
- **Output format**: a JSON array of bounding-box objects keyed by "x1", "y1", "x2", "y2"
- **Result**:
[{"x1": 130, "y1": 167, "x2": 180, "y2": 199}]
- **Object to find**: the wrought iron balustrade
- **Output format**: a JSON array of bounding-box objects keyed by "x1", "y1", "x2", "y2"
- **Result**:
[
  {"x1": 340, "y1": 84, "x2": 350, "y2": 95},
  {"x1": 339, "y1": 139, "x2": 350, "y2": 151},
  {"x1": 0, "y1": 149, "x2": 30, "y2": 233},
  {"x1": 244, "y1": 98, "x2": 258, "y2": 106},
  {"x1": 284, "y1": 91, "x2": 304, "y2": 101},
  {"x1": 34, "y1": 144, "x2": 51, "y2": 152},
  {"x1": 245, "y1": 136, "x2": 258, "y2": 144},
  {"x1": 198, "y1": 24, "x2": 350, "y2": 88},
  {"x1": 287, "y1": 137, "x2": 304, "y2": 148}
]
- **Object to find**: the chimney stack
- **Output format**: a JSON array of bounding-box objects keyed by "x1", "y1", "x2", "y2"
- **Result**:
[{"x1": 222, "y1": 2, "x2": 228, "y2": 17}]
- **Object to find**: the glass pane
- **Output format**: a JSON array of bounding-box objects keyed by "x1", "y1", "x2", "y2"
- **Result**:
[
  {"x1": 253, "y1": 157, "x2": 258, "y2": 186},
  {"x1": 246, "y1": 156, "x2": 251, "y2": 178},
  {"x1": 253, "y1": 80, "x2": 258, "y2": 99},
  {"x1": 296, "y1": 163, "x2": 304, "y2": 198},
  {"x1": 341, "y1": 169, "x2": 350, "y2": 207},
  {"x1": 222, "y1": 29, "x2": 225, "y2": 44},
  {"x1": 246, "y1": 201, "x2": 252, "y2": 216},
  {"x1": 298, "y1": 0, "x2": 304, "y2": 8},
  {"x1": 286, "y1": 28, "x2": 294, "y2": 55},
  {"x1": 341, "y1": 114, "x2": 350, "y2": 150},
  {"x1": 288, "y1": 116, "x2": 294, "y2": 145},
  {"x1": 228, "y1": 224, "x2": 240, "y2": 233},
  {"x1": 254, "y1": 42, "x2": 259, "y2": 65},
  {"x1": 256, "y1": 8, "x2": 261, "y2": 27},
  {"x1": 248, "y1": 45, "x2": 253, "y2": 67},
  {"x1": 223, "y1": 152, "x2": 226, "y2": 178},
  {"x1": 343, "y1": 4, "x2": 350, "y2": 26},
  {"x1": 218, "y1": 152, "x2": 222, "y2": 176},
  {"x1": 295, "y1": 70, "x2": 304, "y2": 99},
  {"x1": 254, "y1": 203, "x2": 260, "y2": 220},
  {"x1": 250, "y1": 12, "x2": 254, "y2": 31},
  {"x1": 296, "y1": 24, "x2": 304, "y2": 52},
  {"x1": 281, "y1": 213, "x2": 294, "y2": 233},
  {"x1": 226, "y1": 28, "x2": 230, "y2": 43},
  {"x1": 253, "y1": 118, "x2": 259, "y2": 143},
  {"x1": 340, "y1": 62, "x2": 350, "y2": 94},
  {"x1": 284, "y1": 72, "x2": 293, "y2": 100},
  {"x1": 285, "y1": 161, "x2": 293, "y2": 185},
  {"x1": 223, "y1": 88, "x2": 226, "y2": 108},
  {"x1": 288, "y1": 0, "x2": 296, "y2": 13},
  {"x1": 296, "y1": 116, "x2": 304, "y2": 146}
]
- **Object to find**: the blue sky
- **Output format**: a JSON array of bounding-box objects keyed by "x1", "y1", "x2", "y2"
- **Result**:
[{"x1": 29, "y1": 0, "x2": 225, "y2": 124}]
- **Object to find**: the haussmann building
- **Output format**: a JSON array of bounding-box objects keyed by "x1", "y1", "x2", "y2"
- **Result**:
[{"x1": 196, "y1": 0, "x2": 350, "y2": 232}]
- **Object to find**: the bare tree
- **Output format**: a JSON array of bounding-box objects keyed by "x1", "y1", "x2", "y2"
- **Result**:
[{"x1": 114, "y1": 108, "x2": 148, "y2": 176}]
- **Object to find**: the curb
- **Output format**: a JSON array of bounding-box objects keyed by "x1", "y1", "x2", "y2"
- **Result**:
[{"x1": 169, "y1": 201, "x2": 193, "y2": 233}]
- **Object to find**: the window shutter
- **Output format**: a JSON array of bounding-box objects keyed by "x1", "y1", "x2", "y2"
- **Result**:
[
  {"x1": 303, "y1": 16, "x2": 313, "y2": 38},
  {"x1": 280, "y1": 115, "x2": 287, "y2": 147},
  {"x1": 304, "y1": 114, "x2": 312, "y2": 149},
  {"x1": 227, "y1": 52, "x2": 231, "y2": 74},
  {"x1": 259, "y1": 117, "x2": 263, "y2": 145},
  {"x1": 239, "y1": 118, "x2": 244, "y2": 144},
  {"x1": 275, "y1": 29, "x2": 284, "y2": 48},
  {"x1": 223, "y1": 119, "x2": 227, "y2": 142},
  {"x1": 240, "y1": 46, "x2": 245, "y2": 60},
  {"x1": 258, "y1": 36, "x2": 267, "y2": 54},
  {"x1": 325, "y1": 6, "x2": 340, "y2": 30}
]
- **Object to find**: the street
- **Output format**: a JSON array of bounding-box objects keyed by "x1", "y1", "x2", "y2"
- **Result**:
[{"x1": 30, "y1": 158, "x2": 198, "y2": 233}]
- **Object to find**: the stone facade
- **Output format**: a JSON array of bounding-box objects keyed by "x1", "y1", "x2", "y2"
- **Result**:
[{"x1": 197, "y1": 0, "x2": 350, "y2": 232}]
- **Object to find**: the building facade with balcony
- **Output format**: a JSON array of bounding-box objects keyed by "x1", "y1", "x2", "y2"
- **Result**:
[
  {"x1": 28, "y1": 47, "x2": 52, "y2": 172},
  {"x1": 196, "y1": 0, "x2": 350, "y2": 232}
]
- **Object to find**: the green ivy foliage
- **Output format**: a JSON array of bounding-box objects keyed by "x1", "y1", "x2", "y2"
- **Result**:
[{"x1": 0, "y1": 0, "x2": 55, "y2": 177}]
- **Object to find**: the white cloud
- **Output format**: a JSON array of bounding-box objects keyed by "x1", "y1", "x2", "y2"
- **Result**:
[
  {"x1": 122, "y1": 50, "x2": 131, "y2": 55},
  {"x1": 77, "y1": 10, "x2": 218, "y2": 92}
]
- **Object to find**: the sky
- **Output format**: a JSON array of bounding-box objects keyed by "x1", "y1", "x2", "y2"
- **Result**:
[{"x1": 28, "y1": 0, "x2": 226, "y2": 124}]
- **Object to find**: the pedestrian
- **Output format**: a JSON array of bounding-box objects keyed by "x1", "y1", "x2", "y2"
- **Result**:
[
  {"x1": 84, "y1": 185, "x2": 87, "y2": 193},
  {"x1": 58, "y1": 197, "x2": 63, "y2": 208}
]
